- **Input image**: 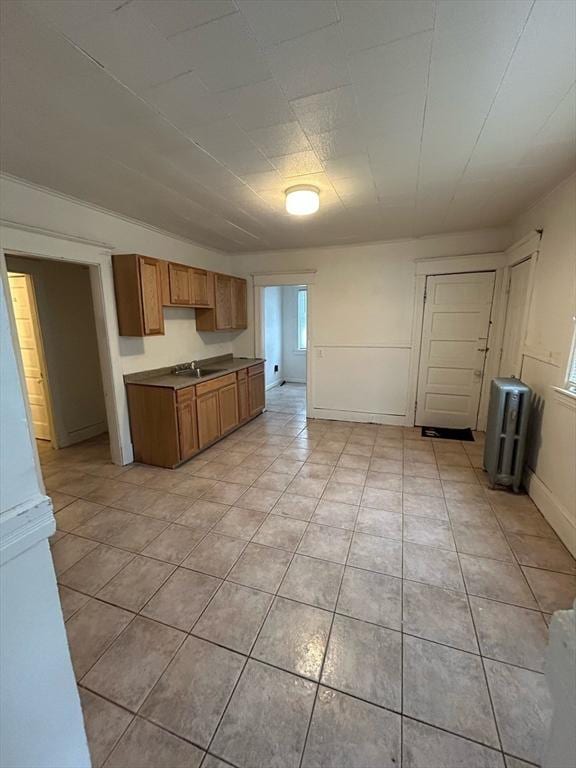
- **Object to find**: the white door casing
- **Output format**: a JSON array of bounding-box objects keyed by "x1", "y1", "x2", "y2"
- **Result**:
[
  {"x1": 416, "y1": 272, "x2": 496, "y2": 429},
  {"x1": 7, "y1": 273, "x2": 52, "y2": 441},
  {"x1": 499, "y1": 258, "x2": 532, "y2": 378}
]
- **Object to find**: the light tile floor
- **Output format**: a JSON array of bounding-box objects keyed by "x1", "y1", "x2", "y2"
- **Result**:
[{"x1": 42, "y1": 407, "x2": 576, "y2": 768}]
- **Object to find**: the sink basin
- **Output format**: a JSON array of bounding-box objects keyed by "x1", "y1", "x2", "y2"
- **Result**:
[{"x1": 173, "y1": 368, "x2": 224, "y2": 378}]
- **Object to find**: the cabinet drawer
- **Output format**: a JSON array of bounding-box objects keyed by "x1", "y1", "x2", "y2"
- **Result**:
[
  {"x1": 237, "y1": 368, "x2": 247, "y2": 381},
  {"x1": 176, "y1": 385, "x2": 196, "y2": 403},
  {"x1": 196, "y1": 372, "x2": 237, "y2": 397},
  {"x1": 248, "y1": 363, "x2": 264, "y2": 376}
]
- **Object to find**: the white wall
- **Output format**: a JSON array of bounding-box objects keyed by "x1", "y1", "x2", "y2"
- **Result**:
[
  {"x1": 234, "y1": 228, "x2": 510, "y2": 422},
  {"x1": 6, "y1": 255, "x2": 108, "y2": 447},
  {"x1": 282, "y1": 286, "x2": 307, "y2": 383},
  {"x1": 264, "y1": 286, "x2": 283, "y2": 388},
  {"x1": 511, "y1": 173, "x2": 576, "y2": 555},
  {"x1": 1, "y1": 176, "x2": 236, "y2": 376},
  {"x1": 0, "y1": 269, "x2": 90, "y2": 768}
]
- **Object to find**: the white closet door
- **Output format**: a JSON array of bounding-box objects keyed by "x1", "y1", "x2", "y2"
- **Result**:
[
  {"x1": 416, "y1": 272, "x2": 496, "y2": 429},
  {"x1": 500, "y1": 259, "x2": 531, "y2": 378}
]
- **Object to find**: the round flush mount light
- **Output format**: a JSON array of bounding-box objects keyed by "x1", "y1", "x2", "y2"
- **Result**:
[{"x1": 285, "y1": 185, "x2": 320, "y2": 216}]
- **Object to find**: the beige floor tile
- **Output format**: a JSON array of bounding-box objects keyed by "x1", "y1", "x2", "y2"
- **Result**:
[
  {"x1": 227, "y1": 543, "x2": 292, "y2": 593},
  {"x1": 82, "y1": 616, "x2": 184, "y2": 711},
  {"x1": 79, "y1": 688, "x2": 133, "y2": 768},
  {"x1": 141, "y1": 635, "x2": 244, "y2": 747},
  {"x1": 182, "y1": 533, "x2": 247, "y2": 577},
  {"x1": 51, "y1": 533, "x2": 99, "y2": 575},
  {"x1": 55, "y1": 499, "x2": 105, "y2": 532},
  {"x1": 176, "y1": 500, "x2": 229, "y2": 533},
  {"x1": 58, "y1": 585, "x2": 90, "y2": 620},
  {"x1": 59, "y1": 544, "x2": 134, "y2": 595},
  {"x1": 66, "y1": 598, "x2": 133, "y2": 679},
  {"x1": 141, "y1": 523, "x2": 200, "y2": 564},
  {"x1": 141, "y1": 568, "x2": 221, "y2": 631},
  {"x1": 104, "y1": 717, "x2": 203, "y2": 768},
  {"x1": 212, "y1": 506, "x2": 267, "y2": 539},
  {"x1": 97, "y1": 555, "x2": 175, "y2": 612},
  {"x1": 521, "y1": 566, "x2": 576, "y2": 612}
]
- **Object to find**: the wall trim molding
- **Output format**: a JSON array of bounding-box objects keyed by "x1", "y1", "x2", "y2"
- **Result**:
[
  {"x1": 524, "y1": 468, "x2": 576, "y2": 557},
  {"x1": 310, "y1": 407, "x2": 405, "y2": 426},
  {"x1": 0, "y1": 494, "x2": 55, "y2": 567}
]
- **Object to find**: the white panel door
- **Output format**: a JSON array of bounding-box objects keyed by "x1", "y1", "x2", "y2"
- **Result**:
[
  {"x1": 499, "y1": 259, "x2": 531, "y2": 377},
  {"x1": 8, "y1": 273, "x2": 52, "y2": 440},
  {"x1": 416, "y1": 272, "x2": 495, "y2": 429}
]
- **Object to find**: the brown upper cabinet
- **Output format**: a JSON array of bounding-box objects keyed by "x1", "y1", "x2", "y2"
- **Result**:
[
  {"x1": 196, "y1": 273, "x2": 247, "y2": 332},
  {"x1": 112, "y1": 254, "x2": 164, "y2": 336},
  {"x1": 168, "y1": 262, "x2": 192, "y2": 305},
  {"x1": 113, "y1": 254, "x2": 244, "y2": 336}
]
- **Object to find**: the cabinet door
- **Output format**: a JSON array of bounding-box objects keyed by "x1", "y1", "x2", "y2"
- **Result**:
[
  {"x1": 231, "y1": 278, "x2": 247, "y2": 329},
  {"x1": 218, "y1": 381, "x2": 239, "y2": 434},
  {"x1": 197, "y1": 391, "x2": 220, "y2": 448},
  {"x1": 169, "y1": 263, "x2": 191, "y2": 305},
  {"x1": 249, "y1": 371, "x2": 265, "y2": 416},
  {"x1": 177, "y1": 392, "x2": 198, "y2": 461},
  {"x1": 214, "y1": 274, "x2": 233, "y2": 330},
  {"x1": 237, "y1": 375, "x2": 249, "y2": 422},
  {"x1": 139, "y1": 257, "x2": 164, "y2": 335},
  {"x1": 190, "y1": 269, "x2": 211, "y2": 307}
]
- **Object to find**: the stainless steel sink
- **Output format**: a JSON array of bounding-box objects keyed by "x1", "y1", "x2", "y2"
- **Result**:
[{"x1": 173, "y1": 367, "x2": 223, "y2": 378}]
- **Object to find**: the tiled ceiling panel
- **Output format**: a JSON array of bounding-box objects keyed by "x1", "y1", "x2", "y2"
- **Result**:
[{"x1": 1, "y1": 0, "x2": 575, "y2": 251}]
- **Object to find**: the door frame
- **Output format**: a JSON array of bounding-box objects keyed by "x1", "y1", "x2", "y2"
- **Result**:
[
  {"x1": 406, "y1": 252, "x2": 507, "y2": 431},
  {"x1": 493, "y1": 231, "x2": 541, "y2": 378},
  {"x1": 0, "y1": 224, "x2": 129, "y2": 466},
  {"x1": 252, "y1": 270, "x2": 316, "y2": 418},
  {"x1": 7, "y1": 271, "x2": 57, "y2": 446}
]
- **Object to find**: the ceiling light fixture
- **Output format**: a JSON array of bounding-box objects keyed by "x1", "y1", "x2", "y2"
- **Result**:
[{"x1": 285, "y1": 185, "x2": 320, "y2": 216}]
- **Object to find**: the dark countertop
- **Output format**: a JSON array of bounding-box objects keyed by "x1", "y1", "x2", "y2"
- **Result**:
[{"x1": 124, "y1": 355, "x2": 264, "y2": 390}]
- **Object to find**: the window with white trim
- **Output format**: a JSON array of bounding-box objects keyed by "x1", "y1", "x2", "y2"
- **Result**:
[
  {"x1": 567, "y1": 320, "x2": 576, "y2": 392},
  {"x1": 297, "y1": 288, "x2": 307, "y2": 351}
]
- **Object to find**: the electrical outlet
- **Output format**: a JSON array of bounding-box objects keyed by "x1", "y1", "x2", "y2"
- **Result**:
[{"x1": 274, "y1": 364, "x2": 279, "y2": 372}]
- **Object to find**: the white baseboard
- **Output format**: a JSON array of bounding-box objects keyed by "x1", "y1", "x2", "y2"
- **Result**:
[
  {"x1": 310, "y1": 407, "x2": 406, "y2": 426},
  {"x1": 58, "y1": 422, "x2": 107, "y2": 447},
  {"x1": 524, "y1": 468, "x2": 576, "y2": 557},
  {"x1": 284, "y1": 378, "x2": 306, "y2": 384},
  {"x1": 266, "y1": 380, "x2": 282, "y2": 391}
]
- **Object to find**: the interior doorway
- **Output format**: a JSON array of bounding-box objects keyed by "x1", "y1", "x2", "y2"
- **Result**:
[
  {"x1": 415, "y1": 271, "x2": 496, "y2": 429},
  {"x1": 261, "y1": 284, "x2": 307, "y2": 416},
  {"x1": 6, "y1": 254, "x2": 108, "y2": 457},
  {"x1": 7, "y1": 272, "x2": 54, "y2": 443}
]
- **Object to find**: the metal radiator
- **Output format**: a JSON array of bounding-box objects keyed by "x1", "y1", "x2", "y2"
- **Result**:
[{"x1": 484, "y1": 377, "x2": 532, "y2": 493}]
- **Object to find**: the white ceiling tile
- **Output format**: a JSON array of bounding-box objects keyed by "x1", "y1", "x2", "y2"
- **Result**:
[
  {"x1": 144, "y1": 71, "x2": 230, "y2": 131},
  {"x1": 308, "y1": 123, "x2": 366, "y2": 160},
  {"x1": 134, "y1": 0, "x2": 236, "y2": 38},
  {"x1": 350, "y1": 32, "x2": 433, "y2": 100},
  {"x1": 289, "y1": 85, "x2": 358, "y2": 135},
  {"x1": 237, "y1": 0, "x2": 338, "y2": 47},
  {"x1": 221, "y1": 149, "x2": 275, "y2": 176},
  {"x1": 242, "y1": 169, "x2": 284, "y2": 192},
  {"x1": 331, "y1": 177, "x2": 379, "y2": 207},
  {"x1": 188, "y1": 118, "x2": 258, "y2": 156},
  {"x1": 339, "y1": 0, "x2": 435, "y2": 53},
  {"x1": 324, "y1": 154, "x2": 373, "y2": 181},
  {"x1": 64, "y1": 3, "x2": 192, "y2": 90},
  {"x1": 270, "y1": 151, "x2": 325, "y2": 178},
  {"x1": 265, "y1": 24, "x2": 351, "y2": 100},
  {"x1": 216, "y1": 78, "x2": 295, "y2": 130},
  {"x1": 248, "y1": 122, "x2": 311, "y2": 157},
  {"x1": 170, "y1": 12, "x2": 271, "y2": 92},
  {"x1": 21, "y1": 0, "x2": 121, "y2": 36}
]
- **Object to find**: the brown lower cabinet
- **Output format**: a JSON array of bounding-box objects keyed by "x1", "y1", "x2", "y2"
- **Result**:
[{"x1": 126, "y1": 363, "x2": 263, "y2": 467}]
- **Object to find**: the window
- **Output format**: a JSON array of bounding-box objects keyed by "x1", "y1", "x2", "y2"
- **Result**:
[
  {"x1": 297, "y1": 288, "x2": 307, "y2": 351},
  {"x1": 567, "y1": 320, "x2": 576, "y2": 392}
]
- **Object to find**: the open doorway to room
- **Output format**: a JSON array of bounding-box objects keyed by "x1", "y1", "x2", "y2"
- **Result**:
[
  {"x1": 262, "y1": 284, "x2": 307, "y2": 417},
  {"x1": 6, "y1": 254, "x2": 109, "y2": 479}
]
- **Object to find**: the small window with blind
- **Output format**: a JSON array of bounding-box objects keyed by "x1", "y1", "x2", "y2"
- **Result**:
[{"x1": 297, "y1": 288, "x2": 307, "y2": 352}]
